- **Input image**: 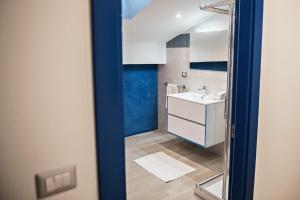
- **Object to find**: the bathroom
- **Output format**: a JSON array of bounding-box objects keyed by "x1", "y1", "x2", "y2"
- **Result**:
[{"x1": 123, "y1": 0, "x2": 230, "y2": 199}]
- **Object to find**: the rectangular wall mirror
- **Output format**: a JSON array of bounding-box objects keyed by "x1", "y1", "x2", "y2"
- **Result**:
[
  {"x1": 190, "y1": 31, "x2": 228, "y2": 71},
  {"x1": 189, "y1": 14, "x2": 229, "y2": 72},
  {"x1": 166, "y1": 14, "x2": 229, "y2": 72}
]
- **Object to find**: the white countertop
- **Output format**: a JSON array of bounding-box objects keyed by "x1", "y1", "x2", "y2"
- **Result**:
[{"x1": 167, "y1": 92, "x2": 224, "y2": 105}]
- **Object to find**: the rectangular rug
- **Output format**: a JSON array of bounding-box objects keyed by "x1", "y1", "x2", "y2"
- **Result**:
[{"x1": 134, "y1": 152, "x2": 196, "y2": 182}]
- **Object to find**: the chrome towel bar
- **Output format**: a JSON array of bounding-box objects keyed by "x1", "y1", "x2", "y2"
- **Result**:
[{"x1": 163, "y1": 82, "x2": 186, "y2": 89}]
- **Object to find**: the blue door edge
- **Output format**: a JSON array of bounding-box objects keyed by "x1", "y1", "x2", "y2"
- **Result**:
[
  {"x1": 91, "y1": 0, "x2": 127, "y2": 200},
  {"x1": 90, "y1": 0, "x2": 264, "y2": 200},
  {"x1": 229, "y1": 0, "x2": 264, "y2": 200}
]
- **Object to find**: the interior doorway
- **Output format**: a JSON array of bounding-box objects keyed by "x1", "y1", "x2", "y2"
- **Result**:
[
  {"x1": 122, "y1": 1, "x2": 235, "y2": 199},
  {"x1": 91, "y1": 0, "x2": 264, "y2": 199}
]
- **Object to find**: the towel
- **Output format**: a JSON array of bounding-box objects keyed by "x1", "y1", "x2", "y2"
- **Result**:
[{"x1": 166, "y1": 84, "x2": 179, "y2": 108}]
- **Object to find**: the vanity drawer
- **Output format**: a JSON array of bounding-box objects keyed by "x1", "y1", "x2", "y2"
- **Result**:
[
  {"x1": 168, "y1": 115, "x2": 205, "y2": 146},
  {"x1": 168, "y1": 96, "x2": 206, "y2": 124}
]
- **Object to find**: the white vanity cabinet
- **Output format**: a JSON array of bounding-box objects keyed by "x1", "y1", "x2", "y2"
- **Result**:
[{"x1": 167, "y1": 92, "x2": 225, "y2": 148}]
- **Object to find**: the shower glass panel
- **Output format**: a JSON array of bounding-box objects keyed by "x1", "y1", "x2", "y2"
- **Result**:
[{"x1": 194, "y1": 1, "x2": 235, "y2": 200}]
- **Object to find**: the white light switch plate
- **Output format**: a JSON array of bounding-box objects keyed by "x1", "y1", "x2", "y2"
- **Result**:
[
  {"x1": 45, "y1": 177, "x2": 55, "y2": 192},
  {"x1": 62, "y1": 172, "x2": 71, "y2": 186},
  {"x1": 35, "y1": 166, "x2": 77, "y2": 198}
]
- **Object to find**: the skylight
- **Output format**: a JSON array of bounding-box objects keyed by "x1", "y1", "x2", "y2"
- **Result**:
[{"x1": 122, "y1": 0, "x2": 152, "y2": 19}]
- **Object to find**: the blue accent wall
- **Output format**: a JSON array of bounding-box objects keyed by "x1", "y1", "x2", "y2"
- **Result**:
[
  {"x1": 166, "y1": 34, "x2": 190, "y2": 48},
  {"x1": 190, "y1": 61, "x2": 228, "y2": 71},
  {"x1": 123, "y1": 64, "x2": 158, "y2": 136}
]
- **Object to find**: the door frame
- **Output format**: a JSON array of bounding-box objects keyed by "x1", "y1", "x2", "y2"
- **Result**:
[
  {"x1": 229, "y1": 1, "x2": 264, "y2": 200},
  {"x1": 90, "y1": 0, "x2": 264, "y2": 199}
]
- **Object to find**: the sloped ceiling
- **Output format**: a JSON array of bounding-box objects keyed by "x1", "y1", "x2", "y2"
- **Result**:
[{"x1": 123, "y1": 0, "x2": 221, "y2": 42}]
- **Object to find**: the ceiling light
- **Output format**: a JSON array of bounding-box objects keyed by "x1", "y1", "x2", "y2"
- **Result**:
[{"x1": 176, "y1": 13, "x2": 182, "y2": 19}]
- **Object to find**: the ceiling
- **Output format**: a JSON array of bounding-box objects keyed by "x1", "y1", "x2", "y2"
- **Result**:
[{"x1": 123, "y1": 0, "x2": 221, "y2": 42}]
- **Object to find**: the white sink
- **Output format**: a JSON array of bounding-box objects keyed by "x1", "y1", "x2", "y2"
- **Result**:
[
  {"x1": 167, "y1": 92, "x2": 224, "y2": 105},
  {"x1": 202, "y1": 94, "x2": 221, "y2": 101}
]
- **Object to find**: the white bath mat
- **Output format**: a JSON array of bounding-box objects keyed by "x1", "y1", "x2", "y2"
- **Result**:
[{"x1": 134, "y1": 152, "x2": 196, "y2": 182}]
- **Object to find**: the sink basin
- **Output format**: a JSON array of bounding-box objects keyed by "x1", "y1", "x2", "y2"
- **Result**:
[
  {"x1": 168, "y1": 92, "x2": 224, "y2": 105},
  {"x1": 202, "y1": 94, "x2": 221, "y2": 100}
]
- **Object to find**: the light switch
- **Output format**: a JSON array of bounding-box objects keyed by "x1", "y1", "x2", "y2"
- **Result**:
[
  {"x1": 62, "y1": 172, "x2": 71, "y2": 186},
  {"x1": 46, "y1": 177, "x2": 56, "y2": 192},
  {"x1": 36, "y1": 165, "x2": 77, "y2": 198},
  {"x1": 54, "y1": 175, "x2": 63, "y2": 188}
]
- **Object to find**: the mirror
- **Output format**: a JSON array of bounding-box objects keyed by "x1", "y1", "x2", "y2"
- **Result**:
[{"x1": 189, "y1": 14, "x2": 229, "y2": 71}]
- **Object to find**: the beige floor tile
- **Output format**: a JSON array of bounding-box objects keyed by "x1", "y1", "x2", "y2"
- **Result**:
[{"x1": 126, "y1": 130, "x2": 224, "y2": 200}]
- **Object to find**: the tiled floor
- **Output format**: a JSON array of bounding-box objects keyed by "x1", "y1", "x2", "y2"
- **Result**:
[{"x1": 126, "y1": 130, "x2": 224, "y2": 200}]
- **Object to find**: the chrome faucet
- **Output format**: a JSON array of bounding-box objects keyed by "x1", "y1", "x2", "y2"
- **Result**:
[{"x1": 198, "y1": 86, "x2": 208, "y2": 95}]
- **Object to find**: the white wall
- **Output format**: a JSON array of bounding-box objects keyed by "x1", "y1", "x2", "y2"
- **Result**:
[
  {"x1": 122, "y1": 40, "x2": 166, "y2": 64},
  {"x1": 190, "y1": 31, "x2": 228, "y2": 62},
  {"x1": 0, "y1": 1, "x2": 98, "y2": 200},
  {"x1": 254, "y1": 0, "x2": 300, "y2": 199}
]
